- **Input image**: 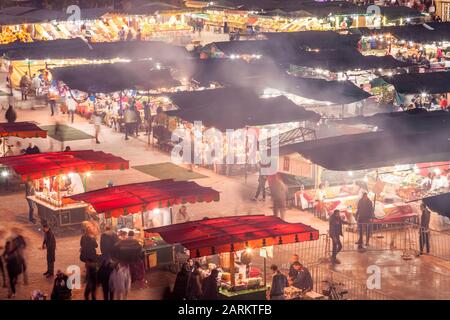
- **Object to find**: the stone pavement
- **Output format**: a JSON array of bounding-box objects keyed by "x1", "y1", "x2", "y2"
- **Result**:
[{"x1": 0, "y1": 84, "x2": 450, "y2": 300}]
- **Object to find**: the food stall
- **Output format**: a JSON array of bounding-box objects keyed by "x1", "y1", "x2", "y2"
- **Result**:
[
  {"x1": 0, "y1": 150, "x2": 129, "y2": 228},
  {"x1": 66, "y1": 179, "x2": 220, "y2": 270},
  {"x1": 279, "y1": 128, "x2": 450, "y2": 224},
  {"x1": 146, "y1": 215, "x2": 320, "y2": 300},
  {"x1": 0, "y1": 121, "x2": 47, "y2": 156}
]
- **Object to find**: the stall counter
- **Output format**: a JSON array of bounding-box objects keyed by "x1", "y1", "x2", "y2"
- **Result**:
[
  {"x1": 28, "y1": 195, "x2": 88, "y2": 228},
  {"x1": 219, "y1": 287, "x2": 267, "y2": 300}
]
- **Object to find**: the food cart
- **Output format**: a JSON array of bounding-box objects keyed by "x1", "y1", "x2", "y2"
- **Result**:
[
  {"x1": 66, "y1": 179, "x2": 220, "y2": 270},
  {"x1": 0, "y1": 150, "x2": 129, "y2": 228},
  {"x1": 146, "y1": 215, "x2": 319, "y2": 300}
]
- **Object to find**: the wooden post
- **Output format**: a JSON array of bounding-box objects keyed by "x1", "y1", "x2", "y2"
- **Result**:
[{"x1": 230, "y1": 251, "x2": 235, "y2": 287}]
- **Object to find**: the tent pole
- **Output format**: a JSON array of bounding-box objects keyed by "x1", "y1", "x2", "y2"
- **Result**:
[
  {"x1": 244, "y1": 126, "x2": 248, "y2": 184},
  {"x1": 373, "y1": 169, "x2": 379, "y2": 217},
  {"x1": 230, "y1": 252, "x2": 235, "y2": 287},
  {"x1": 263, "y1": 256, "x2": 267, "y2": 288}
]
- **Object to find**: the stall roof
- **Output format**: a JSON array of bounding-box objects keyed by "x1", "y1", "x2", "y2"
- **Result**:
[
  {"x1": 50, "y1": 61, "x2": 180, "y2": 93},
  {"x1": 122, "y1": 2, "x2": 183, "y2": 15},
  {"x1": 279, "y1": 128, "x2": 450, "y2": 171},
  {"x1": 355, "y1": 22, "x2": 450, "y2": 43},
  {"x1": 0, "y1": 6, "x2": 111, "y2": 25},
  {"x1": 165, "y1": 87, "x2": 321, "y2": 130},
  {"x1": 145, "y1": 215, "x2": 319, "y2": 258},
  {"x1": 0, "y1": 121, "x2": 47, "y2": 138},
  {"x1": 1, "y1": 38, "x2": 189, "y2": 64},
  {"x1": 0, "y1": 150, "x2": 129, "y2": 181},
  {"x1": 422, "y1": 192, "x2": 450, "y2": 219},
  {"x1": 186, "y1": 59, "x2": 371, "y2": 104},
  {"x1": 67, "y1": 179, "x2": 220, "y2": 217},
  {"x1": 382, "y1": 71, "x2": 450, "y2": 94},
  {"x1": 283, "y1": 48, "x2": 411, "y2": 72},
  {"x1": 336, "y1": 109, "x2": 450, "y2": 132},
  {"x1": 263, "y1": 75, "x2": 372, "y2": 104}
]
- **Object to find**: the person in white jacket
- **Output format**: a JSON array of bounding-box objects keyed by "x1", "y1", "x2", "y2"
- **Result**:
[{"x1": 109, "y1": 263, "x2": 131, "y2": 300}]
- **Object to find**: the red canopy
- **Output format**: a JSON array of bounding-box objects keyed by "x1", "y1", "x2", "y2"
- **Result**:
[
  {"x1": 67, "y1": 179, "x2": 220, "y2": 218},
  {"x1": 0, "y1": 150, "x2": 129, "y2": 181},
  {"x1": 0, "y1": 122, "x2": 47, "y2": 138},
  {"x1": 146, "y1": 215, "x2": 319, "y2": 258}
]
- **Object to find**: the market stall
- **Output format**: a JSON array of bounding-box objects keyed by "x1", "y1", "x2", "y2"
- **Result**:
[
  {"x1": 279, "y1": 127, "x2": 450, "y2": 222},
  {"x1": 0, "y1": 150, "x2": 129, "y2": 228},
  {"x1": 146, "y1": 215, "x2": 319, "y2": 300},
  {"x1": 0, "y1": 121, "x2": 47, "y2": 155},
  {"x1": 66, "y1": 179, "x2": 220, "y2": 269}
]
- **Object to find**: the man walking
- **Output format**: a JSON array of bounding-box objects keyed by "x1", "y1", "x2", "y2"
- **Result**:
[
  {"x1": 419, "y1": 202, "x2": 431, "y2": 255},
  {"x1": 355, "y1": 192, "x2": 374, "y2": 249},
  {"x1": 253, "y1": 166, "x2": 267, "y2": 201},
  {"x1": 329, "y1": 209, "x2": 349, "y2": 264},
  {"x1": 123, "y1": 106, "x2": 136, "y2": 140},
  {"x1": 268, "y1": 264, "x2": 288, "y2": 300},
  {"x1": 42, "y1": 224, "x2": 56, "y2": 278},
  {"x1": 25, "y1": 181, "x2": 36, "y2": 224}
]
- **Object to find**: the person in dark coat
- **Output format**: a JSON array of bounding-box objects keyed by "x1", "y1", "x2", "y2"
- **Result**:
[
  {"x1": 269, "y1": 264, "x2": 288, "y2": 300},
  {"x1": 355, "y1": 192, "x2": 374, "y2": 249},
  {"x1": 419, "y1": 202, "x2": 431, "y2": 255},
  {"x1": 97, "y1": 258, "x2": 115, "y2": 300},
  {"x1": 100, "y1": 225, "x2": 119, "y2": 261},
  {"x1": 80, "y1": 231, "x2": 98, "y2": 264},
  {"x1": 5, "y1": 240, "x2": 23, "y2": 298},
  {"x1": 253, "y1": 165, "x2": 267, "y2": 201},
  {"x1": 201, "y1": 269, "x2": 219, "y2": 300},
  {"x1": 290, "y1": 262, "x2": 313, "y2": 292},
  {"x1": 187, "y1": 262, "x2": 203, "y2": 300},
  {"x1": 172, "y1": 261, "x2": 192, "y2": 300},
  {"x1": 84, "y1": 261, "x2": 98, "y2": 300},
  {"x1": 42, "y1": 225, "x2": 56, "y2": 278},
  {"x1": 329, "y1": 209, "x2": 349, "y2": 264},
  {"x1": 5, "y1": 105, "x2": 17, "y2": 123},
  {"x1": 51, "y1": 270, "x2": 72, "y2": 300},
  {"x1": 288, "y1": 254, "x2": 300, "y2": 280}
]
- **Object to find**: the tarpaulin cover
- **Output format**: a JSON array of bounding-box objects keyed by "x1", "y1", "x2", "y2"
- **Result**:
[
  {"x1": 1, "y1": 38, "x2": 189, "y2": 64},
  {"x1": 50, "y1": 61, "x2": 180, "y2": 93},
  {"x1": 0, "y1": 121, "x2": 47, "y2": 138},
  {"x1": 382, "y1": 72, "x2": 450, "y2": 94},
  {"x1": 0, "y1": 150, "x2": 129, "y2": 181},
  {"x1": 422, "y1": 192, "x2": 450, "y2": 219},
  {"x1": 67, "y1": 179, "x2": 220, "y2": 217},
  {"x1": 186, "y1": 59, "x2": 371, "y2": 104},
  {"x1": 166, "y1": 87, "x2": 321, "y2": 130},
  {"x1": 146, "y1": 215, "x2": 319, "y2": 258},
  {"x1": 279, "y1": 128, "x2": 450, "y2": 171},
  {"x1": 336, "y1": 109, "x2": 450, "y2": 132}
]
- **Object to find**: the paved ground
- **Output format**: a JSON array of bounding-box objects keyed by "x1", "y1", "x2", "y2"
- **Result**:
[{"x1": 1, "y1": 74, "x2": 450, "y2": 300}]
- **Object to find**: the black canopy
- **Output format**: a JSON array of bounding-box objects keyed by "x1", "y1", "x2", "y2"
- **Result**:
[
  {"x1": 0, "y1": 6, "x2": 110, "y2": 25},
  {"x1": 356, "y1": 22, "x2": 450, "y2": 43},
  {"x1": 205, "y1": 40, "x2": 409, "y2": 71},
  {"x1": 422, "y1": 192, "x2": 450, "y2": 219},
  {"x1": 279, "y1": 129, "x2": 450, "y2": 171},
  {"x1": 50, "y1": 61, "x2": 180, "y2": 93},
  {"x1": 184, "y1": 59, "x2": 371, "y2": 104},
  {"x1": 165, "y1": 87, "x2": 321, "y2": 130},
  {"x1": 382, "y1": 72, "x2": 450, "y2": 94},
  {"x1": 284, "y1": 48, "x2": 411, "y2": 72},
  {"x1": 336, "y1": 109, "x2": 450, "y2": 132},
  {"x1": 0, "y1": 38, "x2": 189, "y2": 65}
]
